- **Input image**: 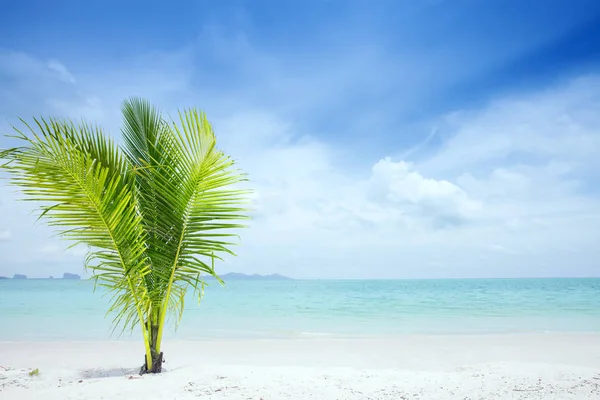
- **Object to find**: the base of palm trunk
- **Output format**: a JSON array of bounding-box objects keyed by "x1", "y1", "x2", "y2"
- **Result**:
[{"x1": 139, "y1": 352, "x2": 164, "y2": 375}]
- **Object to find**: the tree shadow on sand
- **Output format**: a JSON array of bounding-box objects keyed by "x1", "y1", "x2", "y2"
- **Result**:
[{"x1": 79, "y1": 367, "x2": 140, "y2": 379}]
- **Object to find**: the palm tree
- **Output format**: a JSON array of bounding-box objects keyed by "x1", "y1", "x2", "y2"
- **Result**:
[{"x1": 0, "y1": 98, "x2": 250, "y2": 374}]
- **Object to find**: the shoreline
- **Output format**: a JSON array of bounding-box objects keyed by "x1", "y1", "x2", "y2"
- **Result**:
[
  {"x1": 3, "y1": 329, "x2": 600, "y2": 344},
  {"x1": 2, "y1": 333, "x2": 600, "y2": 399}
]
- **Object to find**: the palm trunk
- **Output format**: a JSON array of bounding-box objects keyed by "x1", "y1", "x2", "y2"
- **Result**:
[{"x1": 140, "y1": 321, "x2": 164, "y2": 374}]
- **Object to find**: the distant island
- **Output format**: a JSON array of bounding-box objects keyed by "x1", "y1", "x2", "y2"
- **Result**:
[
  {"x1": 1, "y1": 272, "x2": 287, "y2": 281},
  {"x1": 0, "y1": 273, "x2": 81, "y2": 279},
  {"x1": 207, "y1": 272, "x2": 292, "y2": 281}
]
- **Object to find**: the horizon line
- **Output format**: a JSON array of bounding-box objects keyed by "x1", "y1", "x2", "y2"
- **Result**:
[{"x1": 2, "y1": 275, "x2": 600, "y2": 281}]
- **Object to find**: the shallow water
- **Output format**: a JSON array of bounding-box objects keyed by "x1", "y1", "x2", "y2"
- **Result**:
[{"x1": 1, "y1": 278, "x2": 600, "y2": 341}]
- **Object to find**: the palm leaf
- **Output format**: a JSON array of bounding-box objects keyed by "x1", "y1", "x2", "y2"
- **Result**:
[
  {"x1": 120, "y1": 101, "x2": 250, "y2": 337},
  {"x1": 3, "y1": 118, "x2": 152, "y2": 340}
]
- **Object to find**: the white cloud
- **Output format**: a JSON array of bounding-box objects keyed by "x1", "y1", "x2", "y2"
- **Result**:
[
  {"x1": 421, "y1": 74, "x2": 600, "y2": 177},
  {"x1": 367, "y1": 158, "x2": 482, "y2": 228},
  {"x1": 40, "y1": 244, "x2": 60, "y2": 254},
  {"x1": 0, "y1": 229, "x2": 11, "y2": 241},
  {"x1": 0, "y1": 48, "x2": 599, "y2": 279},
  {"x1": 47, "y1": 60, "x2": 76, "y2": 84}
]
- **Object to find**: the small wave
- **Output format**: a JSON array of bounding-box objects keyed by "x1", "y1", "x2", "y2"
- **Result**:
[{"x1": 298, "y1": 331, "x2": 337, "y2": 337}]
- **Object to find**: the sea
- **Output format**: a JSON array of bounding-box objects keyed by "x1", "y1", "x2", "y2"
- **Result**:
[{"x1": 1, "y1": 278, "x2": 600, "y2": 342}]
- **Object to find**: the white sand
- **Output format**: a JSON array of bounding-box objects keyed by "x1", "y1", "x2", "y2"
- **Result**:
[{"x1": 2, "y1": 334, "x2": 600, "y2": 399}]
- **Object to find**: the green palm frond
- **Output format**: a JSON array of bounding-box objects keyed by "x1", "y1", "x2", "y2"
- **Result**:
[
  {"x1": 120, "y1": 100, "x2": 250, "y2": 340},
  {"x1": 0, "y1": 148, "x2": 14, "y2": 158},
  {"x1": 3, "y1": 117, "x2": 155, "y2": 362},
  {"x1": 0, "y1": 147, "x2": 19, "y2": 167},
  {"x1": 4, "y1": 118, "x2": 151, "y2": 304}
]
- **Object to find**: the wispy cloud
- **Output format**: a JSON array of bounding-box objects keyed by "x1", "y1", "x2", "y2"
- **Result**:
[{"x1": 0, "y1": 229, "x2": 11, "y2": 241}]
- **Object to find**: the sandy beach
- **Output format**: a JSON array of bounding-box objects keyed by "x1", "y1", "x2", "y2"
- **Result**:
[{"x1": 2, "y1": 334, "x2": 600, "y2": 399}]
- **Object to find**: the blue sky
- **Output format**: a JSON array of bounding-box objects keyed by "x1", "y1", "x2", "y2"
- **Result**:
[{"x1": 1, "y1": 0, "x2": 600, "y2": 278}]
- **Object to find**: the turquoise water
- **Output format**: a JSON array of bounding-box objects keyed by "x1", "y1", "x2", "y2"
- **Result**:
[{"x1": 1, "y1": 278, "x2": 600, "y2": 341}]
